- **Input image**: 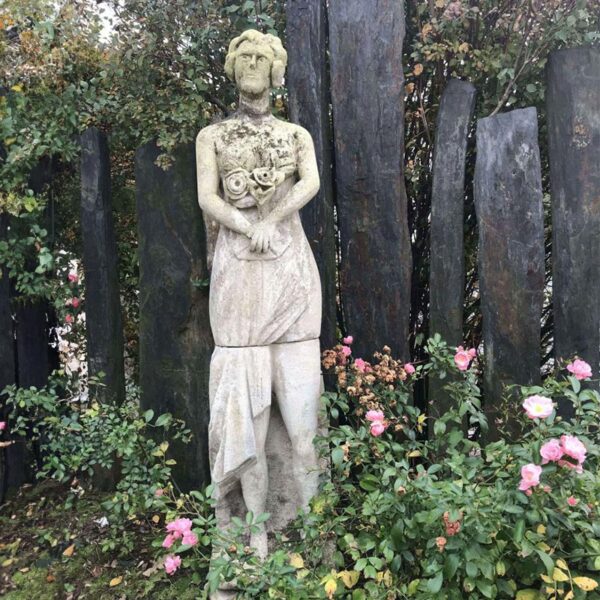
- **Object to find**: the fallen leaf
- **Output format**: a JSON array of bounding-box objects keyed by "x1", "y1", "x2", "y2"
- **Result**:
[
  {"x1": 151, "y1": 515, "x2": 160, "y2": 524},
  {"x1": 63, "y1": 544, "x2": 75, "y2": 557},
  {"x1": 109, "y1": 576, "x2": 123, "y2": 587},
  {"x1": 289, "y1": 553, "x2": 304, "y2": 569}
]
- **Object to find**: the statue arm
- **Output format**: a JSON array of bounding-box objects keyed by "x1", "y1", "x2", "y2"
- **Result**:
[
  {"x1": 195, "y1": 128, "x2": 253, "y2": 237},
  {"x1": 262, "y1": 126, "x2": 320, "y2": 226}
]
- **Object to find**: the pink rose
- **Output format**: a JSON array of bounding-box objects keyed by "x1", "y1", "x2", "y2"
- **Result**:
[
  {"x1": 454, "y1": 346, "x2": 475, "y2": 371},
  {"x1": 68, "y1": 272, "x2": 78, "y2": 283},
  {"x1": 560, "y1": 435, "x2": 587, "y2": 465},
  {"x1": 166, "y1": 517, "x2": 193, "y2": 539},
  {"x1": 71, "y1": 297, "x2": 80, "y2": 309},
  {"x1": 162, "y1": 533, "x2": 175, "y2": 549},
  {"x1": 164, "y1": 554, "x2": 181, "y2": 575},
  {"x1": 0, "y1": 421, "x2": 6, "y2": 431},
  {"x1": 404, "y1": 363, "x2": 416, "y2": 375},
  {"x1": 343, "y1": 336, "x2": 353, "y2": 345},
  {"x1": 341, "y1": 345, "x2": 352, "y2": 357},
  {"x1": 354, "y1": 358, "x2": 367, "y2": 373},
  {"x1": 181, "y1": 531, "x2": 198, "y2": 547},
  {"x1": 518, "y1": 463, "x2": 542, "y2": 491},
  {"x1": 522, "y1": 395, "x2": 554, "y2": 419},
  {"x1": 540, "y1": 439, "x2": 563, "y2": 464},
  {"x1": 567, "y1": 496, "x2": 578, "y2": 507},
  {"x1": 65, "y1": 314, "x2": 74, "y2": 324},
  {"x1": 370, "y1": 421, "x2": 386, "y2": 437},
  {"x1": 566, "y1": 359, "x2": 592, "y2": 380},
  {"x1": 155, "y1": 488, "x2": 164, "y2": 497},
  {"x1": 558, "y1": 459, "x2": 584, "y2": 474},
  {"x1": 365, "y1": 410, "x2": 384, "y2": 422}
]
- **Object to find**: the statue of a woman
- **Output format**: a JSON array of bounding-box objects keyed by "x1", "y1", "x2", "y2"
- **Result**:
[{"x1": 195, "y1": 29, "x2": 322, "y2": 560}]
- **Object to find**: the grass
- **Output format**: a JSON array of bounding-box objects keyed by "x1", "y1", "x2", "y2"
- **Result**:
[{"x1": 0, "y1": 481, "x2": 201, "y2": 599}]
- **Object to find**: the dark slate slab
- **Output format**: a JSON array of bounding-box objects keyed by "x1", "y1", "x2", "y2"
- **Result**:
[
  {"x1": 135, "y1": 141, "x2": 212, "y2": 490},
  {"x1": 429, "y1": 79, "x2": 476, "y2": 427},
  {"x1": 0, "y1": 213, "x2": 16, "y2": 502},
  {"x1": 547, "y1": 47, "x2": 600, "y2": 416},
  {"x1": 80, "y1": 127, "x2": 125, "y2": 405},
  {"x1": 474, "y1": 108, "x2": 544, "y2": 440},
  {"x1": 286, "y1": 0, "x2": 337, "y2": 351},
  {"x1": 328, "y1": 0, "x2": 412, "y2": 360}
]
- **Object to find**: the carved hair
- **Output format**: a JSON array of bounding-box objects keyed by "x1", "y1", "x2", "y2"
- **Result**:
[{"x1": 224, "y1": 29, "x2": 287, "y2": 88}]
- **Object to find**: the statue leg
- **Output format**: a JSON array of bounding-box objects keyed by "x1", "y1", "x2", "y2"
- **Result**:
[
  {"x1": 272, "y1": 338, "x2": 321, "y2": 509},
  {"x1": 240, "y1": 407, "x2": 270, "y2": 558}
]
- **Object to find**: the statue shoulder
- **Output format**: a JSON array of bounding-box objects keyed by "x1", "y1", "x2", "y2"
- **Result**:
[{"x1": 195, "y1": 123, "x2": 221, "y2": 146}]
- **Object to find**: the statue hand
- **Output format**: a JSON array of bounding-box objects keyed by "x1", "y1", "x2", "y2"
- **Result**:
[{"x1": 249, "y1": 221, "x2": 277, "y2": 253}]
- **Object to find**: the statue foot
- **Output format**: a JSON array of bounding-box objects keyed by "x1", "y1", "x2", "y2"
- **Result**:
[
  {"x1": 209, "y1": 590, "x2": 237, "y2": 600},
  {"x1": 250, "y1": 525, "x2": 268, "y2": 560}
]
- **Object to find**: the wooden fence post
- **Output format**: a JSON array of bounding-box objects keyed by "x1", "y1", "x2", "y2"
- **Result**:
[
  {"x1": 286, "y1": 0, "x2": 337, "y2": 352},
  {"x1": 547, "y1": 47, "x2": 600, "y2": 416},
  {"x1": 328, "y1": 0, "x2": 412, "y2": 360},
  {"x1": 135, "y1": 141, "x2": 212, "y2": 490},
  {"x1": 429, "y1": 79, "x2": 476, "y2": 429},
  {"x1": 474, "y1": 108, "x2": 544, "y2": 440},
  {"x1": 80, "y1": 127, "x2": 126, "y2": 405}
]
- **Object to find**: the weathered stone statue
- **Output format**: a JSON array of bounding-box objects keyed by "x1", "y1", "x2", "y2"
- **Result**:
[{"x1": 195, "y1": 29, "x2": 322, "y2": 569}]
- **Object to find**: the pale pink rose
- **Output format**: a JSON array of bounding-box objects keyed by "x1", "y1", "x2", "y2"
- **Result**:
[
  {"x1": 518, "y1": 463, "x2": 542, "y2": 491},
  {"x1": 341, "y1": 345, "x2": 352, "y2": 357},
  {"x1": 162, "y1": 533, "x2": 175, "y2": 549},
  {"x1": 354, "y1": 358, "x2": 367, "y2": 373},
  {"x1": 540, "y1": 439, "x2": 563, "y2": 464},
  {"x1": 164, "y1": 554, "x2": 181, "y2": 575},
  {"x1": 155, "y1": 488, "x2": 164, "y2": 497},
  {"x1": 566, "y1": 359, "x2": 592, "y2": 380},
  {"x1": 0, "y1": 421, "x2": 6, "y2": 431},
  {"x1": 365, "y1": 410, "x2": 385, "y2": 422},
  {"x1": 370, "y1": 421, "x2": 386, "y2": 437},
  {"x1": 343, "y1": 336, "x2": 353, "y2": 345},
  {"x1": 560, "y1": 435, "x2": 587, "y2": 464},
  {"x1": 404, "y1": 363, "x2": 416, "y2": 375},
  {"x1": 166, "y1": 517, "x2": 193, "y2": 538},
  {"x1": 525, "y1": 488, "x2": 533, "y2": 496},
  {"x1": 567, "y1": 496, "x2": 578, "y2": 507},
  {"x1": 543, "y1": 485, "x2": 552, "y2": 493},
  {"x1": 558, "y1": 459, "x2": 584, "y2": 474},
  {"x1": 522, "y1": 395, "x2": 554, "y2": 419},
  {"x1": 454, "y1": 346, "x2": 473, "y2": 371},
  {"x1": 181, "y1": 531, "x2": 198, "y2": 547},
  {"x1": 65, "y1": 314, "x2": 74, "y2": 324},
  {"x1": 68, "y1": 272, "x2": 78, "y2": 283},
  {"x1": 468, "y1": 348, "x2": 476, "y2": 358},
  {"x1": 71, "y1": 297, "x2": 80, "y2": 309}
]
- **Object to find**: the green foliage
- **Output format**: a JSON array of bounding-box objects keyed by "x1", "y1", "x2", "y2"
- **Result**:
[{"x1": 2, "y1": 373, "x2": 190, "y2": 552}]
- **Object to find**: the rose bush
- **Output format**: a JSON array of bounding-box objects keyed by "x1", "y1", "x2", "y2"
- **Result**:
[{"x1": 154, "y1": 335, "x2": 600, "y2": 599}]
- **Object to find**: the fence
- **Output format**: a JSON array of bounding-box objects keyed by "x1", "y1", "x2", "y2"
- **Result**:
[{"x1": 1, "y1": 2, "x2": 599, "y2": 494}]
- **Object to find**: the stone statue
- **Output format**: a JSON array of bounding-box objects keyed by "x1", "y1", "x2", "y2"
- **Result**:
[{"x1": 195, "y1": 29, "x2": 323, "y2": 567}]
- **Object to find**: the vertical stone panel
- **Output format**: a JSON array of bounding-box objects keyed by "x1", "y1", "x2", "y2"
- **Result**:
[
  {"x1": 474, "y1": 108, "x2": 544, "y2": 440},
  {"x1": 328, "y1": 0, "x2": 412, "y2": 360},
  {"x1": 286, "y1": 0, "x2": 337, "y2": 351},
  {"x1": 80, "y1": 127, "x2": 125, "y2": 405},
  {"x1": 135, "y1": 141, "x2": 212, "y2": 490},
  {"x1": 0, "y1": 214, "x2": 16, "y2": 501},
  {"x1": 547, "y1": 47, "x2": 600, "y2": 417},
  {"x1": 429, "y1": 79, "x2": 476, "y2": 426}
]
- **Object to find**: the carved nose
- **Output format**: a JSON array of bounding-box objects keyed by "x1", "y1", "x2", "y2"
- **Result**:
[{"x1": 250, "y1": 55, "x2": 257, "y2": 68}]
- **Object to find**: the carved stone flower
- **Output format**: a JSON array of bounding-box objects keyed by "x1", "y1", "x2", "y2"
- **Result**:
[
  {"x1": 251, "y1": 167, "x2": 284, "y2": 189},
  {"x1": 223, "y1": 168, "x2": 249, "y2": 200}
]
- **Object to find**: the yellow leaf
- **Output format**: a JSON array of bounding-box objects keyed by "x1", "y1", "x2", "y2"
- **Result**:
[
  {"x1": 2, "y1": 558, "x2": 13, "y2": 567},
  {"x1": 296, "y1": 569, "x2": 310, "y2": 580},
  {"x1": 109, "y1": 576, "x2": 123, "y2": 587},
  {"x1": 289, "y1": 553, "x2": 304, "y2": 569},
  {"x1": 413, "y1": 63, "x2": 424, "y2": 76},
  {"x1": 408, "y1": 450, "x2": 421, "y2": 458},
  {"x1": 564, "y1": 590, "x2": 574, "y2": 600},
  {"x1": 339, "y1": 570, "x2": 359, "y2": 588},
  {"x1": 376, "y1": 569, "x2": 392, "y2": 587},
  {"x1": 63, "y1": 544, "x2": 75, "y2": 557},
  {"x1": 541, "y1": 574, "x2": 553, "y2": 584},
  {"x1": 573, "y1": 576, "x2": 598, "y2": 591},
  {"x1": 435, "y1": 0, "x2": 445, "y2": 7},
  {"x1": 458, "y1": 42, "x2": 469, "y2": 53},
  {"x1": 320, "y1": 574, "x2": 337, "y2": 599},
  {"x1": 4, "y1": 138, "x2": 16, "y2": 146},
  {"x1": 556, "y1": 559, "x2": 568, "y2": 571},
  {"x1": 552, "y1": 568, "x2": 569, "y2": 582},
  {"x1": 151, "y1": 515, "x2": 160, "y2": 524},
  {"x1": 536, "y1": 524, "x2": 546, "y2": 535},
  {"x1": 537, "y1": 542, "x2": 552, "y2": 552},
  {"x1": 516, "y1": 590, "x2": 543, "y2": 600},
  {"x1": 10, "y1": 84, "x2": 22, "y2": 93}
]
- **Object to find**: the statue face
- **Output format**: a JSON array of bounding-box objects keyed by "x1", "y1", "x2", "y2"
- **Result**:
[{"x1": 234, "y1": 40, "x2": 274, "y2": 95}]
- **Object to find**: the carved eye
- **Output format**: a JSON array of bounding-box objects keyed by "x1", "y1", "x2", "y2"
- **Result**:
[{"x1": 258, "y1": 56, "x2": 268, "y2": 63}]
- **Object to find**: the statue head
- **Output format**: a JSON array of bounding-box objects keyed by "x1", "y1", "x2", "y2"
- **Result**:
[{"x1": 224, "y1": 29, "x2": 287, "y2": 95}]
